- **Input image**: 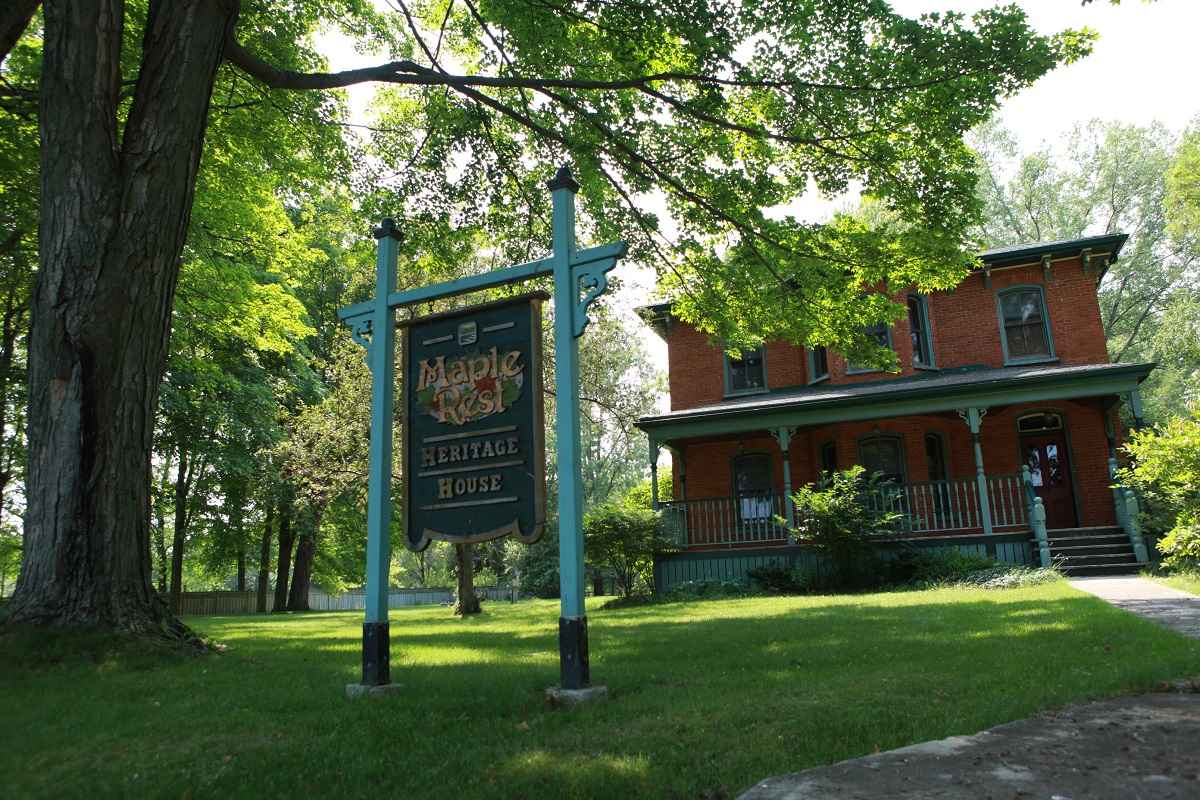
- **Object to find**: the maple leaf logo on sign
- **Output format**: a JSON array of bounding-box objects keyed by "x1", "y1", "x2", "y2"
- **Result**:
[{"x1": 414, "y1": 348, "x2": 524, "y2": 426}]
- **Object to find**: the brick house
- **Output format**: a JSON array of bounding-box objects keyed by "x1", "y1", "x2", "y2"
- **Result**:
[{"x1": 635, "y1": 234, "x2": 1154, "y2": 587}]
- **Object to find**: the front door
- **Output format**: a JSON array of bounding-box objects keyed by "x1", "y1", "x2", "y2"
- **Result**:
[{"x1": 1023, "y1": 433, "x2": 1077, "y2": 529}]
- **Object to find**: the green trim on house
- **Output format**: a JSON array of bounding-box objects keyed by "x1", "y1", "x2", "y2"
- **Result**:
[
  {"x1": 978, "y1": 233, "x2": 1127, "y2": 276},
  {"x1": 636, "y1": 362, "x2": 1153, "y2": 442}
]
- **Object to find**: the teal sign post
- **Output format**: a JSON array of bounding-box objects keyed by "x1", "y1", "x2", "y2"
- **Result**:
[
  {"x1": 339, "y1": 167, "x2": 625, "y2": 692},
  {"x1": 401, "y1": 295, "x2": 547, "y2": 551}
]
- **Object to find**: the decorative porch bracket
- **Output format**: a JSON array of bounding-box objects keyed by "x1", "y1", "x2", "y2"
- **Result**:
[
  {"x1": 1124, "y1": 390, "x2": 1145, "y2": 432},
  {"x1": 338, "y1": 167, "x2": 627, "y2": 692},
  {"x1": 956, "y1": 407, "x2": 993, "y2": 534},
  {"x1": 770, "y1": 426, "x2": 798, "y2": 536}
]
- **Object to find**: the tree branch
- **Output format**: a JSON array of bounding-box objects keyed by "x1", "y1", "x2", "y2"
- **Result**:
[{"x1": 0, "y1": 0, "x2": 40, "y2": 67}]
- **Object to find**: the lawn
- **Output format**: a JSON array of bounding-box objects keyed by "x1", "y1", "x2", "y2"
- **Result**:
[
  {"x1": 1148, "y1": 569, "x2": 1200, "y2": 597},
  {"x1": 4, "y1": 581, "x2": 1199, "y2": 799}
]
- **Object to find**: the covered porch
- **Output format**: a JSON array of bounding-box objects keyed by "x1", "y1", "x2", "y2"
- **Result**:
[{"x1": 638, "y1": 362, "x2": 1152, "y2": 555}]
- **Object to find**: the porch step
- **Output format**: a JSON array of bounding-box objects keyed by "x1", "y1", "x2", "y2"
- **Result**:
[{"x1": 1036, "y1": 527, "x2": 1147, "y2": 576}]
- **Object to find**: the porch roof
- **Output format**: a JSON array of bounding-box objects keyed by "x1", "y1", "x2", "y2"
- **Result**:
[{"x1": 636, "y1": 362, "x2": 1152, "y2": 441}]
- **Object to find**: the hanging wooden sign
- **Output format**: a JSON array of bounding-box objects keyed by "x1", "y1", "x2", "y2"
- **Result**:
[{"x1": 400, "y1": 293, "x2": 547, "y2": 551}]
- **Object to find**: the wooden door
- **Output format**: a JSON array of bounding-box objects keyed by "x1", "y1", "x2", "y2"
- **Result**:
[{"x1": 1023, "y1": 433, "x2": 1077, "y2": 529}]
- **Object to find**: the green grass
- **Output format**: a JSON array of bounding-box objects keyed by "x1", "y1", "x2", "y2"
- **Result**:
[
  {"x1": 3, "y1": 581, "x2": 1199, "y2": 799},
  {"x1": 1147, "y1": 569, "x2": 1200, "y2": 596}
]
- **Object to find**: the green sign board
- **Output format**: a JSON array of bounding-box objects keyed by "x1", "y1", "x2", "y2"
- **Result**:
[{"x1": 400, "y1": 293, "x2": 547, "y2": 551}]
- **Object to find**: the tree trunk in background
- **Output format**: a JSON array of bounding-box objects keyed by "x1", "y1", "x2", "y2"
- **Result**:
[
  {"x1": 256, "y1": 504, "x2": 273, "y2": 613},
  {"x1": 454, "y1": 543, "x2": 481, "y2": 616},
  {"x1": 273, "y1": 503, "x2": 293, "y2": 612},
  {"x1": 287, "y1": 532, "x2": 315, "y2": 611},
  {"x1": 168, "y1": 450, "x2": 195, "y2": 613},
  {"x1": 4, "y1": 0, "x2": 237, "y2": 640}
]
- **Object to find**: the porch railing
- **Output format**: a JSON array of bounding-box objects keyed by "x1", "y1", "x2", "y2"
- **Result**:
[
  {"x1": 660, "y1": 475, "x2": 1029, "y2": 549},
  {"x1": 660, "y1": 493, "x2": 789, "y2": 548}
]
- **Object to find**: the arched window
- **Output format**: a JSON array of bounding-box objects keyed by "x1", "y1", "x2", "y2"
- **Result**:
[
  {"x1": 819, "y1": 440, "x2": 838, "y2": 475},
  {"x1": 857, "y1": 432, "x2": 906, "y2": 483},
  {"x1": 924, "y1": 431, "x2": 947, "y2": 482},
  {"x1": 733, "y1": 451, "x2": 774, "y2": 522}
]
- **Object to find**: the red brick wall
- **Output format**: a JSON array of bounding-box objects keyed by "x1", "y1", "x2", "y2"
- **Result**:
[
  {"x1": 671, "y1": 401, "x2": 1118, "y2": 529},
  {"x1": 660, "y1": 254, "x2": 1111, "y2": 411}
]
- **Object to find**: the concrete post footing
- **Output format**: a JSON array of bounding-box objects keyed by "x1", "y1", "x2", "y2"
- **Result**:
[
  {"x1": 345, "y1": 682, "x2": 405, "y2": 699},
  {"x1": 545, "y1": 684, "x2": 608, "y2": 708}
]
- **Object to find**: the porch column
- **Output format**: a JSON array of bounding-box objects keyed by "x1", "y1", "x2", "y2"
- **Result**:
[
  {"x1": 1126, "y1": 390, "x2": 1146, "y2": 432},
  {"x1": 958, "y1": 407, "x2": 993, "y2": 534},
  {"x1": 671, "y1": 446, "x2": 687, "y2": 501},
  {"x1": 1103, "y1": 413, "x2": 1118, "y2": 461},
  {"x1": 649, "y1": 437, "x2": 661, "y2": 511},
  {"x1": 771, "y1": 426, "x2": 798, "y2": 540}
]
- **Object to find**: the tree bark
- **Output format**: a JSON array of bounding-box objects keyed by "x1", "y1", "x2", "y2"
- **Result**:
[
  {"x1": 168, "y1": 449, "x2": 194, "y2": 613},
  {"x1": 287, "y1": 532, "x2": 315, "y2": 612},
  {"x1": 454, "y1": 543, "x2": 481, "y2": 616},
  {"x1": 4, "y1": 0, "x2": 239, "y2": 640},
  {"x1": 0, "y1": 0, "x2": 40, "y2": 66},
  {"x1": 256, "y1": 503, "x2": 273, "y2": 613},
  {"x1": 273, "y1": 502, "x2": 293, "y2": 612}
]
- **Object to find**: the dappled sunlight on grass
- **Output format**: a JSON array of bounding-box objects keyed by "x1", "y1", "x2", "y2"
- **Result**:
[{"x1": 3, "y1": 583, "x2": 1198, "y2": 799}]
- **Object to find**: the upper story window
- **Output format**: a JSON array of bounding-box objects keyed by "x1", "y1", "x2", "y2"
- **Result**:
[
  {"x1": 907, "y1": 294, "x2": 934, "y2": 368},
  {"x1": 997, "y1": 286, "x2": 1054, "y2": 363},
  {"x1": 846, "y1": 320, "x2": 892, "y2": 374},
  {"x1": 808, "y1": 345, "x2": 829, "y2": 383},
  {"x1": 725, "y1": 345, "x2": 766, "y2": 394}
]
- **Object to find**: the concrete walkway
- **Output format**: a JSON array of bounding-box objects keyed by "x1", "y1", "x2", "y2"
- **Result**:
[
  {"x1": 738, "y1": 576, "x2": 1200, "y2": 799},
  {"x1": 1069, "y1": 575, "x2": 1200, "y2": 640}
]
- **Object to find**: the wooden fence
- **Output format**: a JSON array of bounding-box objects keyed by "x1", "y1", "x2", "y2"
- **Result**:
[{"x1": 169, "y1": 586, "x2": 516, "y2": 616}]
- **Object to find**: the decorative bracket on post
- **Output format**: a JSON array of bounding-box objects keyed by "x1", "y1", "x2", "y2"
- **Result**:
[
  {"x1": 573, "y1": 254, "x2": 622, "y2": 337},
  {"x1": 347, "y1": 315, "x2": 373, "y2": 358}
]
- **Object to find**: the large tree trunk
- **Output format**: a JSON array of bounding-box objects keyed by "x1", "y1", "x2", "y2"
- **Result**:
[
  {"x1": 454, "y1": 543, "x2": 481, "y2": 616},
  {"x1": 256, "y1": 504, "x2": 273, "y2": 613},
  {"x1": 4, "y1": 0, "x2": 238, "y2": 639},
  {"x1": 287, "y1": 532, "x2": 315, "y2": 612},
  {"x1": 273, "y1": 502, "x2": 293, "y2": 612}
]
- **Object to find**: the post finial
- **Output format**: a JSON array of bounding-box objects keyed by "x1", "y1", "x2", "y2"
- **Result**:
[
  {"x1": 373, "y1": 218, "x2": 403, "y2": 241},
  {"x1": 547, "y1": 166, "x2": 580, "y2": 194}
]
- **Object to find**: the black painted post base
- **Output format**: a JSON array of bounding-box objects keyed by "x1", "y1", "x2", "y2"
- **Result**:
[
  {"x1": 362, "y1": 621, "x2": 390, "y2": 686},
  {"x1": 559, "y1": 615, "x2": 590, "y2": 690}
]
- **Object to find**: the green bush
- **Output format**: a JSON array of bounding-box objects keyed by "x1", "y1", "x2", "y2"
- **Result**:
[
  {"x1": 790, "y1": 466, "x2": 904, "y2": 587},
  {"x1": 1120, "y1": 412, "x2": 1200, "y2": 569},
  {"x1": 887, "y1": 548, "x2": 998, "y2": 588},
  {"x1": 583, "y1": 503, "x2": 672, "y2": 597},
  {"x1": 746, "y1": 562, "x2": 818, "y2": 594}
]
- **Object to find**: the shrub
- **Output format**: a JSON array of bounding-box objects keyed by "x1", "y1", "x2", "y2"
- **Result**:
[
  {"x1": 583, "y1": 503, "x2": 673, "y2": 597},
  {"x1": 887, "y1": 548, "x2": 998, "y2": 588},
  {"x1": 1120, "y1": 412, "x2": 1200, "y2": 569},
  {"x1": 746, "y1": 562, "x2": 818, "y2": 594},
  {"x1": 790, "y1": 466, "x2": 904, "y2": 587}
]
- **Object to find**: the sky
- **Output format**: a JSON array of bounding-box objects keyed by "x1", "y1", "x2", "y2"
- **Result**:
[{"x1": 890, "y1": 0, "x2": 1198, "y2": 143}]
